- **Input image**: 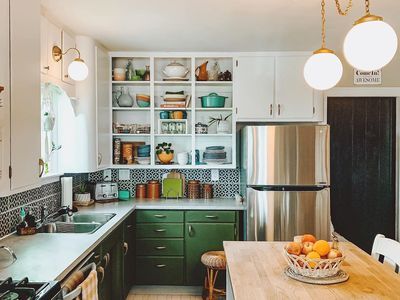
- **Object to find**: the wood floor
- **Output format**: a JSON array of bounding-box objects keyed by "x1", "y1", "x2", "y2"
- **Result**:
[
  {"x1": 126, "y1": 296, "x2": 202, "y2": 300},
  {"x1": 127, "y1": 286, "x2": 203, "y2": 300}
]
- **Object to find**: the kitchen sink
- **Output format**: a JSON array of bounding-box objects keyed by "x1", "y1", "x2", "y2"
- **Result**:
[
  {"x1": 50, "y1": 213, "x2": 116, "y2": 224},
  {"x1": 39, "y1": 213, "x2": 116, "y2": 234},
  {"x1": 39, "y1": 222, "x2": 102, "y2": 234}
]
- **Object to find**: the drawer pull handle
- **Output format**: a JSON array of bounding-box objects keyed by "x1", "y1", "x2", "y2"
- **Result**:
[
  {"x1": 127, "y1": 224, "x2": 133, "y2": 229},
  {"x1": 155, "y1": 264, "x2": 167, "y2": 268},
  {"x1": 154, "y1": 229, "x2": 166, "y2": 232},
  {"x1": 205, "y1": 215, "x2": 218, "y2": 219},
  {"x1": 123, "y1": 242, "x2": 129, "y2": 256},
  {"x1": 154, "y1": 214, "x2": 166, "y2": 218},
  {"x1": 155, "y1": 246, "x2": 166, "y2": 250}
]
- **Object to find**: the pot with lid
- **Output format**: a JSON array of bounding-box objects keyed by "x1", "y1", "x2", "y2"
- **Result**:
[
  {"x1": 162, "y1": 61, "x2": 189, "y2": 78},
  {"x1": 199, "y1": 93, "x2": 227, "y2": 108}
]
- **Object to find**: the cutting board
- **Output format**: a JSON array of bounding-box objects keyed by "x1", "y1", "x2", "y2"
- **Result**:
[{"x1": 162, "y1": 178, "x2": 183, "y2": 198}]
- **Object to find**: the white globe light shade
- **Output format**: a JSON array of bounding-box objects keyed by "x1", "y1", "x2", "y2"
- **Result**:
[
  {"x1": 304, "y1": 51, "x2": 343, "y2": 90},
  {"x1": 68, "y1": 59, "x2": 89, "y2": 81},
  {"x1": 344, "y1": 19, "x2": 398, "y2": 71}
]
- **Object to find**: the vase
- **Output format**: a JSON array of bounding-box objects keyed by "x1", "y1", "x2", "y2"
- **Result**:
[
  {"x1": 217, "y1": 120, "x2": 230, "y2": 134},
  {"x1": 157, "y1": 151, "x2": 174, "y2": 164}
]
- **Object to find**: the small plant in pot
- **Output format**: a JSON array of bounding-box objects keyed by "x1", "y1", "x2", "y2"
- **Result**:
[
  {"x1": 74, "y1": 183, "x2": 91, "y2": 203},
  {"x1": 156, "y1": 142, "x2": 174, "y2": 164},
  {"x1": 209, "y1": 114, "x2": 232, "y2": 134}
]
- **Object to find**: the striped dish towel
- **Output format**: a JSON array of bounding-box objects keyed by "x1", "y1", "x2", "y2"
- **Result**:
[{"x1": 78, "y1": 269, "x2": 98, "y2": 300}]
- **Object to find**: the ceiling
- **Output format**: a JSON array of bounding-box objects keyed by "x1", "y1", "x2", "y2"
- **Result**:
[{"x1": 41, "y1": 0, "x2": 400, "y2": 52}]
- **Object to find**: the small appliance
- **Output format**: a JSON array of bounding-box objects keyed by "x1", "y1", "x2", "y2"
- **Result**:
[{"x1": 88, "y1": 182, "x2": 118, "y2": 202}]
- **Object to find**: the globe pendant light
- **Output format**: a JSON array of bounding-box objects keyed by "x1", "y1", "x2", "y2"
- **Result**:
[
  {"x1": 304, "y1": 0, "x2": 343, "y2": 90},
  {"x1": 343, "y1": 0, "x2": 398, "y2": 71}
]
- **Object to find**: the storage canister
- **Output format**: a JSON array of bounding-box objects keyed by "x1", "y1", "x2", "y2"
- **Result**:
[
  {"x1": 187, "y1": 180, "x2": 200, "y2": 199},
  {"x1": 135, "y1": 184, "x2": 147, "y2": 199},
  {"x1": 146, "y1": 180, "x2": 161, "y2": 199},
  {"x1": 202, "y1": 183, "x2": 213, "y2": 199}
]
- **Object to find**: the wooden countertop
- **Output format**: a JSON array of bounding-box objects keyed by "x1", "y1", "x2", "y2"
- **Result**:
[{"x1": 224, "y1": 241, "x2": 400, "y2": 299}]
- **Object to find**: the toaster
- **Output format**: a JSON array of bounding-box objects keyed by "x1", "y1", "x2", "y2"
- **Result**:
[{"x1": 88, "y1": 182, "x2": 118, "y2": 202}]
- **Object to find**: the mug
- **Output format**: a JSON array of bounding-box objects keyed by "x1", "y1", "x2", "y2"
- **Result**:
[
  {"x1": 160, "y1": 111, "x2": 170, "y2": 119},
  {"x1": 177, "y1": 152, "x2": 189, "y2": 165}
]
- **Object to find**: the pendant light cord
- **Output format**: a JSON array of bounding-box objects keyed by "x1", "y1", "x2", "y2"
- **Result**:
[
  {"x1": 321, "y1": 0, "x2": 326, "y2": 48},
  {"x1": 334, "y1": 0, "x2": 353, "y2": 16}
]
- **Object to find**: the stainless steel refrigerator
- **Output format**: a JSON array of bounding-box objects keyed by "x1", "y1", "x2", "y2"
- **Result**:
[{"x1": 241, "y1": 125, "x2": 331, "y2": 241}]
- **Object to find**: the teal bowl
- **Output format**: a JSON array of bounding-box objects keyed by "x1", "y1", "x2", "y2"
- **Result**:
[{"x1": 137, "y1": 100, "x2": 150, "y2": 107}]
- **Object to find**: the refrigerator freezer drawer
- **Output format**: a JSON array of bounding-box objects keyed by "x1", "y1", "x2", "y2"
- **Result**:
[
  {"x1": 247, "y1": 187, "x2": 331, "y2": 241},
  {"x1": 241, "y1": 125, "x2": 330, "y2": 186}
]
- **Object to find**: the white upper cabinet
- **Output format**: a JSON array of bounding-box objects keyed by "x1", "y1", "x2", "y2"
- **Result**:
[
  {"x1": 40, "y1": 16, "x2": 49, "y2": 75},
  {"x1": 235, "y1": 56, "x2": 275, "y2": 121},
  {"x1": 275, "y1": 56, "x2": 315, "y2": 120},
  {"x1": 10, "y1": 0, "x2": 41, "y2": 190},
  {"x1": 95, "y1": 46, "x2": 111, "y2": 169},
  {"x1": 234, "y1": 53, "x2": 321, "y2": 122},
  {"x1": 46, "y1": 20, "x2": 62, "y2": 79},
  {"x1": 62, "y1": 30, "x2": 76, "y2": 85}
]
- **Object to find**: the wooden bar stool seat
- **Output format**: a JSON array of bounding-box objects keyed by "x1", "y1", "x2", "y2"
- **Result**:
[{"x1": 201, "y1": 251, "x2": 226, "y2": 300}]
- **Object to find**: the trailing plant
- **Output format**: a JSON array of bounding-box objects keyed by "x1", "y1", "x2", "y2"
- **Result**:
[
  {"x1": 208, "y1": 114, "x2": 232, "y2": 126},
  {"x1": 156, "y1": 142, "x2": 174, "y2": 155}
]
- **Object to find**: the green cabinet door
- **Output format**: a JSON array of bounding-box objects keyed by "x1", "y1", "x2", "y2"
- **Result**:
[
  {"x1": 185, "y1": 223, "x2": 235, "y2": 285},
  {"x1": 123, "y1": 213, "x2": 135, "y2": 298}
]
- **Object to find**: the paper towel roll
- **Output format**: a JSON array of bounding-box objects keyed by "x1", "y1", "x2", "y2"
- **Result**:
[{"x1": 61, "y1": 177, "x2": 73, "y2": 208}]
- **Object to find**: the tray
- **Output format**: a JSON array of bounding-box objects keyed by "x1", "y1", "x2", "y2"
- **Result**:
[{"x1": 284, "y1": 266, "x2": 349, "y2": 285}]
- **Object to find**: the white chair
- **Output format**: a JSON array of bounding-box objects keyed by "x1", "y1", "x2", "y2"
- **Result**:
[{"x1": 371, "y1": 234, "x2": 400, "y2": 274}]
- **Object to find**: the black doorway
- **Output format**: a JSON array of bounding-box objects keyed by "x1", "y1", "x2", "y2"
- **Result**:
[{"x1": 327, "y1": 97, "x2": 396, "y2": 252}]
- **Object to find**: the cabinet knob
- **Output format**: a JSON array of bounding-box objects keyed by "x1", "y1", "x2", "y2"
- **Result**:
[
  {"x1": 64, "y1": 74, "x2": 69, "y2": 78},
  {"x1": 0, "y1": 86, "x2": 4, "y2": 93},
  {"x1": 43, "y1": 66, "x2": 50, "y2": 70},
  {"x1": 39, "y1": 158, "x2": 45, "y2": 177}
]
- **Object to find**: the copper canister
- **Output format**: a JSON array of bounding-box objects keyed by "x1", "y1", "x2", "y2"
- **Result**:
[
  {"x1": 135, "y1": 184, "x2": 147, "y2": 199},
  {"x1": 122, "y1": 143, "x2": 133, "y2": 164},
  {"x1": 146, "y1": 180, "x2": 161, "y2": 199},
  {"x1": 202, "y1": 183, "x2": 213, "y2": 199},
  {"x1": 187, "y1": 180, "x2": 200, "y2": 199}
]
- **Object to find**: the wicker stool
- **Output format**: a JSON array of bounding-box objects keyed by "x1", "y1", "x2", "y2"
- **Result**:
[{"x1": 201, "y1": 251, "x2": 227, "y2": 300}]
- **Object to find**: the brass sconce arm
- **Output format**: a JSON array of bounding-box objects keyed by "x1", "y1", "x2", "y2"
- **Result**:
[{"x1": 52, "y1": 46, "x2": 82, "y2": 62}]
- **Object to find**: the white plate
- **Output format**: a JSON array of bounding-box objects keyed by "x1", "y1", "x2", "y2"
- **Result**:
[{"x1": 163, "y1": 94, "x2": 186, "y2": 99}]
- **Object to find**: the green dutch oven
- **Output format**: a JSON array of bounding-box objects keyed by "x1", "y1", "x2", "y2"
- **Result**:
[{"x1": 199, "y1": 92, "x2": 227, "y2": 108}]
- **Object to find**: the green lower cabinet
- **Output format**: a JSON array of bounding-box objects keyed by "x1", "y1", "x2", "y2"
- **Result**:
[
  {"x1": 185, "y1": 222, "x2": 236, "y2": 285},
  {"x1": 136, "y1": 223, "x2": 183, "y2": 238},
  {"x1": 135, "y1": 256, "x2": 184, "y2": 285}
]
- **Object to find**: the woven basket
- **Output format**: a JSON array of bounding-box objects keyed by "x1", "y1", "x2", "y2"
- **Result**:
[{"x1": 283, "y1": 250, "x2": 345, "y2": 278}]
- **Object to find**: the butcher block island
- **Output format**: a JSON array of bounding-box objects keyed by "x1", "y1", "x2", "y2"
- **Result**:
[{"x1": 224, "y1": 241, "x2": 400, "y2": 299}]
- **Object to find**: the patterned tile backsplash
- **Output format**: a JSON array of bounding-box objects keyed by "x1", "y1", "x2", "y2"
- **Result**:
[
  {"x1": 0, "y1": 169, "x2": 239, "y2": 238},
  {"x1": 0, "y1": 173, "x2": 88, "y2": 239},
  {"x1": 88, "y1": 168, "x2": 240, "y2": 198}
]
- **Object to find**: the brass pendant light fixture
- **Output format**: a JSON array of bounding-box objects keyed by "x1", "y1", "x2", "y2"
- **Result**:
[
  {"x1": 343, "y1": 0, "x2": 398, "y2": 71},
  {"x1": 304, "y1": 0, "x2": 397, "y2": 90},
  {"x1": 304, "y1": 0, "x2": 343, "y2": 91}
]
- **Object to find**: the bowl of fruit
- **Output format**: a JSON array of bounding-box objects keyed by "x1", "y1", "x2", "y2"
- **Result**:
[{"x1": 283, "y1": 234, "x2": 345, "y2": 278}]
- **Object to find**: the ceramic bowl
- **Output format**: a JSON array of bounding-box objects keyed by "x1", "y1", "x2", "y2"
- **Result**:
[
  {"x1": 137, "y1": 100, "x2": 150, "y2": 107},
  {"x1": 163, "y1": 61, "x2": 189, "y2": 78}
]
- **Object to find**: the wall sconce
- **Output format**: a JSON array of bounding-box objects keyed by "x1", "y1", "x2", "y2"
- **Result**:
[{"x1": 52, "y1": 46, "x2": 89, "y2": 81}]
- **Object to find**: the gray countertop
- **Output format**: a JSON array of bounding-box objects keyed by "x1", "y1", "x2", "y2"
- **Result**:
[
  {"x1": 131, "y1": 197, "x2": 246, "y2": 210},
  {"x1": 0, "y1": 197, "x2": 245, "y2": 282}
]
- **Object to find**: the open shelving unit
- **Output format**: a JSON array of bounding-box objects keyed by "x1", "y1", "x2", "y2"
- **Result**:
[{"x1": 109, "y1": 53, "x2": 236, "y2": 169}]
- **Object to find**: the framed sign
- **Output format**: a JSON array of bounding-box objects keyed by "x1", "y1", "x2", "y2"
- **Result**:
[{"x1": 354, "y1": 69, "x2": 382, "y2": 85}]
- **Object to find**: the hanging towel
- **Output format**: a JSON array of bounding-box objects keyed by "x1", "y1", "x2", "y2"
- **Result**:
[
  {"x1": 78, "y1": 269, "x2": 98, "y2": 300},
  {"x1": 63, "y1": 270, "x2": 84, "y2": 295}
]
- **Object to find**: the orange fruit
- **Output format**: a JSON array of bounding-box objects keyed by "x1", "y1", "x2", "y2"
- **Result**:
[
  {"x1": 313, "y1": 240, "x2": 331, "y2": 256},
  {"x1": 302, "y1": 234, "x2": 317, "y2": 244},
  {"x1": 306, "y1": 251, "x2": 321, "y2": 268},
  {"x1": 285, "y1": 242, "x2": 302, "y2": 256}
]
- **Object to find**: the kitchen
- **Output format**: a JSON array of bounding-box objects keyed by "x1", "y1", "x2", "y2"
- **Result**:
[{"x1": 0, "y1": 0, "x2": 400, "y2": 299}]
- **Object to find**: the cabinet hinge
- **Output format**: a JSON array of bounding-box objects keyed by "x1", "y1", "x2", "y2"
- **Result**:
[
  {"x1": 235, "y1": 60, "x2": 238, "y2": 67},
  {"x1": 8, "y1": 166, "x2": 11, "y2": 179}
]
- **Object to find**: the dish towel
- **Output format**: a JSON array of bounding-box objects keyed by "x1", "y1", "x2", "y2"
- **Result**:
[{"x1": 78, "y1": 269, "x2": 99, "y2": 300}]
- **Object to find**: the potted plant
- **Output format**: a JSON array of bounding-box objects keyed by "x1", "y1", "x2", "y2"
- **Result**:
[
  {"x1": 156, "y1": 142, "x2": 174, "y2": 164},
  {"x1": 209, "y1": 114, "x2": 232, "y2": 134},
  {"x1": 74, "y1": 183, "x2": 91, "y2": 202}
]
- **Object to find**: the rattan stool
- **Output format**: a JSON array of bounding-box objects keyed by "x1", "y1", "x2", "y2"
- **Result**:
[{"x1": 201, "y1": 251, "x2": 226, "y2": 300}]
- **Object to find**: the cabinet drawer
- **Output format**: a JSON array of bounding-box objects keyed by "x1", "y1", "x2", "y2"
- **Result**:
[
  {"x1": 135, "y1": 256, "x2": 184, "y2": 285},
  {"x1": 185, "y1": 211, "x2": 236, "y2": 223},
  {"x1": 136, "y1": 223, "x2": 183, "y2": 238},
  {"x1": 136, "y1": 238, "x2": 184, "y2": 256},
  {"x1": 136, "y1": 210, "x2": 184, "y2": 223}
]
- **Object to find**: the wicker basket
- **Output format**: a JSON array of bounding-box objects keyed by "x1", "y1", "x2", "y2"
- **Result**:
[{"x1": 283, "y1": 250, "x2": 345, "y2": 278}]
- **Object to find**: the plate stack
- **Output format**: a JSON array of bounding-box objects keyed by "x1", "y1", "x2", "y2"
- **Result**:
[
  {"x1": 160, "y1": 91, "x2": 187, "y2": 108},
  {"x1": 136, "y1": 145, "x2": 150, "y2": 165},
  {"x1": 203, "y1": 146, "x2": 226, "y2": 165}
]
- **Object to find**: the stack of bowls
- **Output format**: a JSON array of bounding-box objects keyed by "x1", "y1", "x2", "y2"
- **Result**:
[
  {"x1": 137, "y1": 145, "x2": 150, "y2": 165},
  {"x1": 136, "y1": 94, "x2": 150, "y2": 107},
  {"x1": 203, "y1": 146, "x2": 226, "y2": 165}
]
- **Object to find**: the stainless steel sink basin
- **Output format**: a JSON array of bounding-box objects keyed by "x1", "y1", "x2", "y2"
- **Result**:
[
  {"x1": 50, "y1": 213, "x2": 116, "y2": 224},
  {"x1": 39, "y1": 222, "x2": 102, "y2": 233},
  {"x1": 40, "y1": 213, "x2": 116, "y2": 234}
]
